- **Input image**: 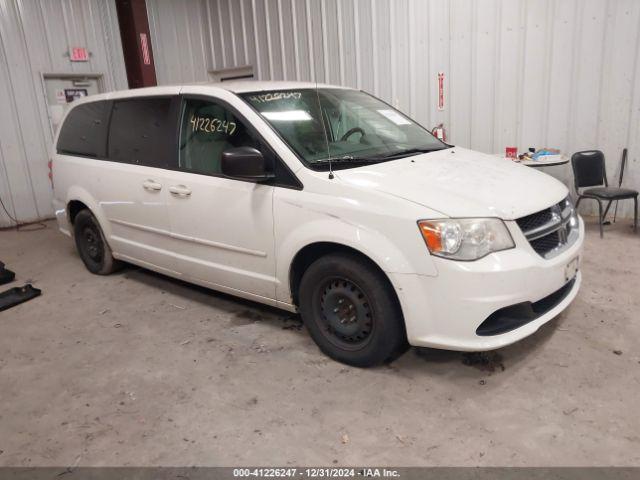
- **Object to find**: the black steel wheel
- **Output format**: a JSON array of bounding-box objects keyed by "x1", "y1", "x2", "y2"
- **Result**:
[
  {"x1": 299, "y1": 252, "x2": 408, "y2": 367},
  {"x1": 80, "y1": 222, "x2": 104, "y2": 264},
  {"x1": 319, "y1": 277, "x2": 373, "y2": 350},
  {"x1": 73, "y1": 209, "x2": 121, "y2": 275}
]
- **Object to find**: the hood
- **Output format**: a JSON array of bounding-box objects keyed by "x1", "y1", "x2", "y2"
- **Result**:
[{"x1": 335, "y1": 147, "x2": 568, "y2": 220}]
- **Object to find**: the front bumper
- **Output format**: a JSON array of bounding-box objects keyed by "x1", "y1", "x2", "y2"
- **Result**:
[{"x1": 390, "y1": 217, "x2": 585, "y2": 351}]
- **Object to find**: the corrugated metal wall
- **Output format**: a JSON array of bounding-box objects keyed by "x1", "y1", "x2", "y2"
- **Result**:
[
  {"x1": 0, "y1": 0, "x2": 127, "y2": 228},
  {"x1": 2, "y1": 1, "x2": 638, "y2": 226},
  {"x1": 148, "y1": 0, "x2": 640, "y2": 219}
]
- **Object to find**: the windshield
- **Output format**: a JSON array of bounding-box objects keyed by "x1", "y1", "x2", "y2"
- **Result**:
[{"x1": 240, "y1": 88, "x2": 448, "y2": 169}]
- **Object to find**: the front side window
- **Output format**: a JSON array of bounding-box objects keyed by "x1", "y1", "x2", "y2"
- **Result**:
[
  {"x1": 108, "y1": 97, "x2": 174, "y2": 168},
  {"x1": 241, "y1": 89, "x2": 447, "y2": 169},
  {"x1": 179, "y1": 98, "x2": 260, "y2": 175}
]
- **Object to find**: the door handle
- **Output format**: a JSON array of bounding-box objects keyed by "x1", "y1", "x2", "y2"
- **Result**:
[
  {"x1": 169, "y1": 185, "x2": 192, "y2": 197},
  {"x1": 142, "y1": 179, "x2": 162, "y2": 191}
]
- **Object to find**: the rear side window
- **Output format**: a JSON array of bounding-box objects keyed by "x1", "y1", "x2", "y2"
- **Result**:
[
  {"x1": 57, "y1": 101, "x2": 111, "y2": 158},
  {"x1": 108, "y1": 97, "x2": 175, "y2": 168}
]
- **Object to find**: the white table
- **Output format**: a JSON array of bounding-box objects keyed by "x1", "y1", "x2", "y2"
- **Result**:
[{"x1": 499, "y1": 154, "x2": 569, "y2": 168}]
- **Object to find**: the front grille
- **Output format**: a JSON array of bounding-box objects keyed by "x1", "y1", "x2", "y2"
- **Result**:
[
  {"x1": 516, "y1": 208, "x2": 553, "y2": 232},
  {"x1": 530, "y1": 231, "x2": 561, "y2": 255},
  {"x1": 516, "y1": 197, "x2": 578, "y2": 259}
]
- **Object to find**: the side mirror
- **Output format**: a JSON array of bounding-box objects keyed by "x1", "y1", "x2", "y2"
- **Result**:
[{"x1": 221, "y1": 147, "x2": 274, "y2": 181}]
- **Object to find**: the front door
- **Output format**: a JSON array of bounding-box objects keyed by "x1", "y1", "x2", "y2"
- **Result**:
[{"x1": 164, "y1": 96, "x2": 277, "y2": 302}]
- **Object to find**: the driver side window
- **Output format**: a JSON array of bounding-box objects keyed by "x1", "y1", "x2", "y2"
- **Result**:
[{"x1": 179, "y1": 98, "x2": 259, "y2": 175}]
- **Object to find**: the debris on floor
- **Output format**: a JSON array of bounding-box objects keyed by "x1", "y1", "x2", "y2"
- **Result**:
[
  {"x1": 252, "y1": 343, "x2": 269, "y2": 354},
  {"x1": 235, "y1": 309, "x2": 264, "y2": 323},
  {"x1": 462, "y1": 352, "x2": 505, "y2": 373},
  {"x1": 281, "y1": 315, "x2": 303, "y2": 330}
]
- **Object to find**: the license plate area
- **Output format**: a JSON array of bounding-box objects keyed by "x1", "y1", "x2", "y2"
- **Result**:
[{"x1": 564, "y1": 256, "x2": 579, "y2": 282}]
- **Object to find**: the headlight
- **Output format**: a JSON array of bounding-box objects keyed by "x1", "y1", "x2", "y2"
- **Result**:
[{"x1": 418, "y1": 218, "x2": 515, "y2": 261}]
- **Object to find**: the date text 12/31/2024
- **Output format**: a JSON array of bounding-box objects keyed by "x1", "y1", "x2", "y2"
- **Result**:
[{"x1": 233, "y1": 468, "x2": 400, "y2": 478}]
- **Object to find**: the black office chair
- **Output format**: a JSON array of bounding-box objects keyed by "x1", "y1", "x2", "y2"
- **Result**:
[{"x1": 571, "y1": 150, "x2": 638, "y2": 238}]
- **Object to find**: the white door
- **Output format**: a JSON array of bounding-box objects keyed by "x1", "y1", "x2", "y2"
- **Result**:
[
  {"x1": 97, "y1": 162, "x2": 174, "y2": 272},
  {"x1": 97, "y1": 95, "x2": 179, "y2": 272},
  {"x1": 164, "y1": 96, "x2": 277, "y2": 302}
]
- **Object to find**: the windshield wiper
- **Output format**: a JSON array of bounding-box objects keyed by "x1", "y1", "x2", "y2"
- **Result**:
[
  {"x1": 378, "y1": 146, "x2": 447, "y2": 160},
  {"x1": 310, "y1": 147, "x2": 446, "y2": 170},
  {"x1": 311, "y1": 156, "x2": 386, "y2": 168},
  {"x1": 312, "y1": 156, "x2": 382, "y2": 166}
]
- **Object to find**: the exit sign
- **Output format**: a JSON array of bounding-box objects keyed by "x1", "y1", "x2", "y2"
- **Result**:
[{"x1": 70, "y1": 47, "x2": 89, "y2": 62}]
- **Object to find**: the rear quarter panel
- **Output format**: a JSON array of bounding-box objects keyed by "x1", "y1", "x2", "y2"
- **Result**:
[{"x1": 52, "y1": 154, "x2": 114, "y2": 238}]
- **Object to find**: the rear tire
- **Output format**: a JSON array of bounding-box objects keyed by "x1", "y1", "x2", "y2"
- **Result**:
[
  {"x1": 73, "y1": 209, "x2": 121, "y2": 275},
  {"x1": 298, "y1": 252, "x2": 408, "y2": 367}
]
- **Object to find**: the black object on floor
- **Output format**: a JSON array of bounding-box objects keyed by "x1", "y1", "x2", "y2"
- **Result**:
[
  {"x1": 0, "y1": 262, "x2": 15, "y2": 285},
  {"x1": 0, "y1": 284, "x2": 41, "y2": 312}
]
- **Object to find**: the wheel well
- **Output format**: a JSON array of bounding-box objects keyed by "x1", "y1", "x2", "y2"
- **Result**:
[
  {"x1": 67, "y1": 200, "x2": 88, "y2": 224},
  {"x1": 289, "y1": 242, "x2": 397, "y2": 308}
]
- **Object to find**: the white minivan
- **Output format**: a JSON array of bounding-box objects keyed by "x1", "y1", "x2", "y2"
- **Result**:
[{"x1": 52, "y1": 81, "x2": 584, "y2": 367}]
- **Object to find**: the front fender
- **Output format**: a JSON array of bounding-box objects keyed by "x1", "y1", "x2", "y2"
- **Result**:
[{"x1": 275, "y1": 214, "x2": 438, "y2": 304}]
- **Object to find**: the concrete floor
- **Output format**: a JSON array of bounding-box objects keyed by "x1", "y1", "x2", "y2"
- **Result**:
[{"x1": 0, "y1": 217, "x2": 639, "y2": 467}]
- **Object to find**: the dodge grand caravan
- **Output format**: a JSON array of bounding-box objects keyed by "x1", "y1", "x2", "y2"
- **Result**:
[{"x1": 52, "y1": 81, "x2": 584, "y2": 367}]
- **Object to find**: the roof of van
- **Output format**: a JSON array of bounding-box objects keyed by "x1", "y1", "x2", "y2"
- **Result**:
[
  {"x1": 192, "y1": 80, "x2": 348, "y2": 93},
  {"x1": 74, "y1": 81, "x2": 350, "y2": 104}
]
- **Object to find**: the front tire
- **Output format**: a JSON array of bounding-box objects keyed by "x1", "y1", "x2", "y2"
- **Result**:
[
  {"x1": 73, "y1": 209, "x2": 121, "y2": 275},
  {"x1": 298, "y1": 253, "x2": 408, "y2": 367}
]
